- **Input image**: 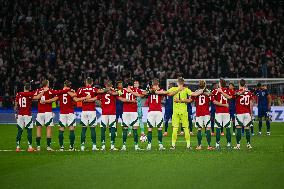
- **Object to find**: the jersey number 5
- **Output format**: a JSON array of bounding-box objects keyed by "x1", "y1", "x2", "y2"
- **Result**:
[{"x1": 105, "y1": 94, "x2": 111, "y2": 104}]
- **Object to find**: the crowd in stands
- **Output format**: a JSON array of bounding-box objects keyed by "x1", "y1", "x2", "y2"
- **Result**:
[{"x1": 0, "y1": 0, "x2": 283, "y2": 108}]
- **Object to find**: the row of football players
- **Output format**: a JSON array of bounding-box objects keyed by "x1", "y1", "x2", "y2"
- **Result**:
[
  {"x1": 162, "y1": 81, "x2": 271, "y2": 138},
  {"x1": 15, "y1": 77, "x2": 256, "y2": 151}
]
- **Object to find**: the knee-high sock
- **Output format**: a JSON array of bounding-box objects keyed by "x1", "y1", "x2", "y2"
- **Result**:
[
  {"x1": 232, "y1": 119, "x2": 236, "y2": 133},
  {"x1": 147, "y1": 131, "x2": 152, "y2": 144},
  {"x1": 266, "y1": 120, "x2": 270, "y2": 132},
  {"x1": 245, "y1": 129, "x2": 251, "y2": 144},
  {"x1": 211, "y1": 117, "x2": 215, "y2": 133},
  {"x1": 258, "y1": 119, "x2": 262, "y2": 132},
  {"x1": 165, "y1": 120, "x2": 169, "y2": 132},
  {"x1": 69, "y1": 130, "x2": 75, "y2": 148},
  {"x1": 184, "y1": 127, "x2": 190, "y2": 147},
  {"x1": 172, "y1": 127, "x2": 178, "y2": 146},
  {"x1": 139, "y1": 118, "x2": 144, "y2": 133},
  {"x1": 110, "y1": 127, "x2": 116, "y2": 145},
  {"x1": 27, "y1": 128, "x2": 32, "y2": 146},
  {"x1": 251, "y1": 126, "x2": 254, "y2": 133},
  {"x1": 197, "y1": 130, "x2": 202, "y2": 146},
  {"x1": 158, "y1": 130, "x2": 163, "y2": 144},
  {"x1": 122, "y1": 128, "x2": 128, "y2": 145},
  {"x1": 47, "y1": 137, "x2": 51, "y2": 147},
  {"x1": 128, "y1": 126, "x2": 132, "y2": 134},
  {"x1": 36, "y1": 137, "x2": 41, "y2": 146},
  {"x1": 216, "y1": 128, "x2": 221, "y2": 144},
  {"x1": 206, "y1": 130, "x2": 211, "y2": 146},
  {"x1": 189, "y1": 117, "x2": 193, "y2": 132},
  {"x1": 81, "y1": 127, "x2": 87, "y2": 145},
  {"x1": 101, "y1": 127, "x2": 106, "y2": 145},
  {"x1": 90, "y1": 127, "x2": 96, "y2": 145},
  {"x1": 16, "y1": 126, "x2": 23, "y2": 147},
  {"x1": 236, "y1": 128, "x2": 242, "y2": 144},
  {"x1": 221, "y1": 126, "x2": 224, "y2": 133},
  {"x1": 133, "y1": 129, "x2": 138, "y2": 145},
  {"x1": 226, "y1": 128, "x2": 231, "y2": 144},
  {"x1": 58, "y1": 130, "x2": 64, "y2": 147}
]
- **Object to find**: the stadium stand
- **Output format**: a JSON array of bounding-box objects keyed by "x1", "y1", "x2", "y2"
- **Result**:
[{"x1": 0, "y1": 0, "x2": 283, "y2": 107}]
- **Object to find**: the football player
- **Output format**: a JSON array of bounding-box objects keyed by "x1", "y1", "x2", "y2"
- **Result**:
[
  {"x1": 254, "y1": 83, "x2": 272, "y2": 135},
  {"x1": 14, "y1": 83, "x2": 47, "y2": 152},
  {"x1": 97, "y1": 80, "x2": 119, "y2": 151},
  {"x1": 118, "y1": 80, "x2": 143, "y2": 150},
  {"x1": 211, "y1": 79, "x2": 233, "y2": 149},
  {"x1": 35, "y1": 80, "x2": 69, "y2": 151},
  {"x1": 191, "y1": 80, "x2": 214, "y2": 150},
  {"x1": 234, "y1": 79, "x2": 254, "y2": 149},
  {"x1": 145, "y1": 78, "x2": 165, "y2": 150}
]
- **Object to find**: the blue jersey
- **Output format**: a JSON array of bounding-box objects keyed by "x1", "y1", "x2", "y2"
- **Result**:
[
  {"x1": 116, "y1": 99, "x2": 123, "y2": 113},
  {"x1": 229, "y1": 99, "x2": 236, "y2": 113},
  {"x1": 255, "y1": 89, "x2": 269, "y2": 109},
  {"x1": 210, "y1": 102, "x2": 215, "y2": 115},
  {"x1": 187, "y1": 102, "x2": 192, "y2": 115},
  {"x1": 165, "y1": 96, "x2": 173, "y2": 113}
]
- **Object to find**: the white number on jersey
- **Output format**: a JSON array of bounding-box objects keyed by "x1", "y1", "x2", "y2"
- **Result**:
[
  {"x1": 240, "y1": 95, "x2": 250, "y2": 105},
  {"x1": 198, "y1": 95, "x2": 206, "y2": 105},
  {"x1": 150, "y1": 95, "x2": 158, "y2": 103},
  {"x1": 220, "y1": 94, "x2": 227, "y2": 104},
  {"x1": 40, "y1": 95, "x2": 45, "y2": 101},
  {"x1": 19, "y1": 97, "x2": 27, "y2": 108},
  {"x1": 105, "y1": 94, "x2": 111, "y2": 104},
  {"x1": 126, "y1": 93, "x2": 133, "y2": 101},
  {"x1": 85, "y1": 92, "x2": 91, "y2": 96},
  {"x1": 63, "y1": 94, "x2": 68, "y2": 104}
]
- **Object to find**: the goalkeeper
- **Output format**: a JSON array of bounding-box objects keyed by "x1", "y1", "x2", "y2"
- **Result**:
[{"x1": 155, "y1": 77, "x2": 204, "y2": 149}]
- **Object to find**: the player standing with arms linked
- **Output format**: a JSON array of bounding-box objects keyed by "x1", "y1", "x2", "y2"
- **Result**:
[
  {"x1": 254, "y1": 83, "x2": 272, "y2": 135},
  {"x1": 228, "y1": 83, "x2": 237, "y2": 136},
  {"x1": 163, "y1": 83, "x2": 173, "y2": 137},
  {"x1": 234, "y1": 79, "x2": 254, "y2": 149},
  {"x1": 191, "y1": 80, "x2": 214, "y2": 150},
  {"x1": 14, "y1": 83, "x2": 47, "y2": 152},
  {"x1": 74, "y1": 77, "x2": 106, "y2": 151},
  {"x1": 145, "y1": 79, "x2": 165, "y2": 150},
  {"x1": 35, "y1": 80, "x2": 69, "y2": 151},
  {"x1": 48, "y1": 80, "x2": 77, "y2": 151},
  {"x1": 156, "y1": 77, "x2": 203, "y2": 149},
  {"x1": 114, "y1": 81, "x2": 123, "y2": 136},
  {"x1": 97, "y1": 80, "x2": 119, "y2": 151},
  {"x1": 118, "y1": 80, "x2": 143, "y2": 150},
  {"x1": 212, "y1": 79, "x2": 233, "y2": 150}
]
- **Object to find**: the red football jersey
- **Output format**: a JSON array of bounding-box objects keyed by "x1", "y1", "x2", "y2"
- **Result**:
[
  {"x1": 58, "y1": 91, "x2": 74, "y2": 114},
  {"x1": 35, "y1": 88, "x2": 68, "y2": 113},
  {"x1": 212, "y1": 88, "x2": 232, "y2": 113},
  {"x1": 16, "y1": 91, "x2": 35, "y2": 116},
  {"x1": 121, "y1": 87, "x2": 142, "y2": 112},
  {"x1": 192, "y1": 94, "x2": 211, "y2": 116},
  {"x1": 97, "y1": 92, "x2": 117, "y2": 115},
  {"x1": 148, "y1": 90, "x2": 164, "y2": 112},
  {"x1": 76, "y1": 86, "x2": 98, "y2": 111},
  {"x1": 235, "y1": 89, "x2": 254, "y2": 114}
]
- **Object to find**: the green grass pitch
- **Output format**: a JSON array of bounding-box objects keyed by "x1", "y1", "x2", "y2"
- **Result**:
[{"x1": 0, "y1": 123, "x2": 283, "y2": 189}]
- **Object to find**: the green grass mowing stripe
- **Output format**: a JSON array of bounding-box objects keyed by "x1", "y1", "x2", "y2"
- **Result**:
[{"x1": 0, "y1": 123, "x2": 283, "y2": 189}]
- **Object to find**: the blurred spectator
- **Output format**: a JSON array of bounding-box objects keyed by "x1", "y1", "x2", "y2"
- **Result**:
[{"x1": 0, "y1": 0, "x2": 283, "y2": 107}]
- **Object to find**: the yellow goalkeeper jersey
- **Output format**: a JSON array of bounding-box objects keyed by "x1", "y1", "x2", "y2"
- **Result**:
[{"x1": 167, "y1": 87, "x2": 192, "y2": 114}]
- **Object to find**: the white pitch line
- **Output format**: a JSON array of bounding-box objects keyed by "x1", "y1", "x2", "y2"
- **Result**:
[{"x1": 0, "y1": 150, "x2": 13, "y2": 152}]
